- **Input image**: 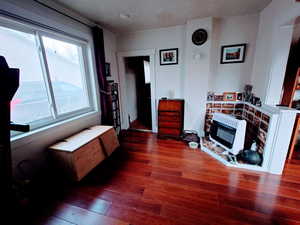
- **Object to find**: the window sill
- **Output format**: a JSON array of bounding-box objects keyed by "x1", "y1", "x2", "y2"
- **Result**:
[{"x1": 11, "y1": 110, "x2": 100, "y2": 149}]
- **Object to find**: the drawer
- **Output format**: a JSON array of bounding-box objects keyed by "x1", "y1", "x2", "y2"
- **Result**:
[
  {"x1": 158, "y1": 101, "x2": 183, "y2": 111},
  {"x1": 158, "y1": 128, "x2": 181, "y2": 137},
  {"x1": 158, "y1": 111, "x2": 181, "y2": 117},
  {"x1": 159, "y1": 115, "x2": 181, "y2": 122},
  {"x1": 159, "y1": 121, "x2": 181, "y2": 129}
]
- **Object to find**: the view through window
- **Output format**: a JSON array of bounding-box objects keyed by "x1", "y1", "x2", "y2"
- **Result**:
[{"x1": 0, "y1": 21, "x2": 93, "y2": 134}]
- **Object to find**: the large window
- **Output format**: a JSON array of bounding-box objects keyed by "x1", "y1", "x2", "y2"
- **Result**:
[{"x1": 0, "y1": 19, "x2": 94, "y2": 135}]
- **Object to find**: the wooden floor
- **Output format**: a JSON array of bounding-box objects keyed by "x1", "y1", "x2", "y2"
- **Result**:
[
  {"x1": 21, "y1": 131, "x2": 300, "y2": 225},
  {"x1": 130, "y1": 119, "x2": 152, "y2": 131}
]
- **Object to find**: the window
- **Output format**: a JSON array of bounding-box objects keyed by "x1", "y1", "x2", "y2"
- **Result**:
[
  {"x1": 0, "y1": 19, "x2": 94, "y2": 136},
  {"x1": 42, "y1": 36, "x2": 89, "y2": 115}
]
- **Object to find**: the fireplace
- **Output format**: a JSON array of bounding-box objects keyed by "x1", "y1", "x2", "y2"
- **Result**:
[
  {"x1": 210, "y1": 113, "x2": 246, "y2": 156},
  {"x1": 203, "y1": 97, "x2": 297, "y2": 174}
]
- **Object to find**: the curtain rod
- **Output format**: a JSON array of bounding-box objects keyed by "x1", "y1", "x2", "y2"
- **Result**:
[{"x1": 33, "y1": 0, "x2": 95, "y2": 28}]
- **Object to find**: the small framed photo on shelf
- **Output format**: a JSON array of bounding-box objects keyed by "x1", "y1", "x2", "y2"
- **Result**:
[
  {"x1": 214, "y1": 94, "x2": 224, "y2": 101},
  {"x1": 207, "y1": 92, "x2": 215, "y2": 101},
  {"x1": 237, "y1": 92, "x2": 243, "y2": 101},
  {"x1": 160, "y1": 48, "x2": 178, "y2": 65},
  {"x1": 223, "y1": 92, "x2": 237, "y2": 101},
  {"x1": 221, "y1": 44, "x2": 247, "y2": 64},
  {"x1": 105, "y1": 63, "x2": 111, "y2": 77}
]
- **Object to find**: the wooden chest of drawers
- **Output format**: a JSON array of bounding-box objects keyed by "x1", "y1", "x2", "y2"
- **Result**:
[{"x1": 158, "y1": 99, "x2": 184, "y2": 139}]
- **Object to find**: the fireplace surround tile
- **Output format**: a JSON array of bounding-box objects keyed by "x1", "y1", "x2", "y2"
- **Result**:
[
  {"x1": 235, "y1": 103, "x2": 244, "y2": 109},
  {"x1": 213, "y1": 103, "x2": 222, "y2": 108},
  {"x1": 262, "y1": 114, "x2": 270, "y2": 123},
  {"x1": 222, "y1": 103, "x2": 235, "y2": 109}
]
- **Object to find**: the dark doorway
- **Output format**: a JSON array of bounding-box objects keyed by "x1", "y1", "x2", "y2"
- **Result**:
[{"x1": 125, "y1": 56, "x2": 152, "y2": 131}]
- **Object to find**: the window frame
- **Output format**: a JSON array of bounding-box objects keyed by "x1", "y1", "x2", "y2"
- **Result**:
[{"x1": 0, "y1": 15, "x2": 98, "y2": 137}]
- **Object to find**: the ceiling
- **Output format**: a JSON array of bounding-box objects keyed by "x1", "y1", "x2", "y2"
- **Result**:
[{"x1": 53, "y1": 0, "x2": 272, "y2": 33}]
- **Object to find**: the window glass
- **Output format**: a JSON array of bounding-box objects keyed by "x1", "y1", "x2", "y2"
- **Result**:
[
  {"x1": 42, "y1": 36, "x2": 89, "y2": 114},
  {"x1": 0, "y1": 21, "x2": 94, "y2": 137},
  {"x1": 0, "y1": 25, "x2": 52, "y2": 124}
]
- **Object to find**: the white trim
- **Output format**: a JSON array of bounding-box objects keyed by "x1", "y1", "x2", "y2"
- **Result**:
[
  {"x1": 117, "y1": 49, "x2": 157, "y2": 132},
  {"x1": 201, "y1": 146, "x2": 267, "y2": 172},
  {"x1": 264, "y1": 21, "x2": 295, "y2": 105},
  {"x1": 36, "y1": 32, "x2": 58, "y2": 118},
  {"x1": 11, "y1": 110, "x2": 99, "y2": 147}
]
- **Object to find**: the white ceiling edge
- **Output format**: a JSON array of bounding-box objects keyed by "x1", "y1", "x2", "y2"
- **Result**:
[
  {"x1": 34, "y1": 0, "x2": 271, "y2": 36},
  {"x1": 116, "y1": 23, "x2": 186, "y2": 36},
  {"x1": 115, "y1": 13, "x2": 262, "y2": 36},
  {"x1": 34, "y1": 0, "x2": 116, "y2": 33}
]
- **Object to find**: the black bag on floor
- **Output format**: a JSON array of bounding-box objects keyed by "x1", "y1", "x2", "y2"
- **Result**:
[{"x1": 181, "y1": 130, "x2": 200, "y2": 143}]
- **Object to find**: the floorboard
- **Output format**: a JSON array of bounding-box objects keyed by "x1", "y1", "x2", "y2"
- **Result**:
[{"x1": 21, "y1": 130, "x2": 300, "y2": 225}]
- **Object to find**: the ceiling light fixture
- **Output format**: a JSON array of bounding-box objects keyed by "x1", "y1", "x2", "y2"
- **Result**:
[{"x1": 120, "y1": 13, "x2": 131, "y2": 20}]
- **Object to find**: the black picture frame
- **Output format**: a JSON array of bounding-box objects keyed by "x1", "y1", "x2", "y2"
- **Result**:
[
  {"x1": 220, "y1": 44, "x2": 247, "y2": 64},
  {"x1": 159, "y1": 48, "x2": 178, "y2": 66},
  {"x1": 105, "y1": 63, "x2": 111, "y2": 77}
]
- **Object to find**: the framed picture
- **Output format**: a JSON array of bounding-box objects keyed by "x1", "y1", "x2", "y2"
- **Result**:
[
  {"x1": 237, "y1": 92, "x2": 243, "y2": 101},
  {"x1": 223, "y1": 92, "x2": 237, "y2": 101},
  {"x1": 160, "y1": 48, "x2": 178, "y2": 65},
  {"x1": 105, "y1": 63, "x2": 111, "y2": 77},
  {"x1": 214, "y1": 94, "x2": 224, "y2": 101},
  {"x1": 220, "y1": 44, "x2": 247, "y2": 64},
  {"x1": 207, "y1": 92, "x2": 215, "y2": 101}
]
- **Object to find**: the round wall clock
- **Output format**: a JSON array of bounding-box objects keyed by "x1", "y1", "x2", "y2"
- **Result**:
[{"x1": 192, "y1": 29, "x2": 208, "y2": 46}]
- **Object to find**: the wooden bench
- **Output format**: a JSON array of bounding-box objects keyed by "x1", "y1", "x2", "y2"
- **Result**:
[{"x1": 49, "y1": 125, "x2": 119, "y2": 181}]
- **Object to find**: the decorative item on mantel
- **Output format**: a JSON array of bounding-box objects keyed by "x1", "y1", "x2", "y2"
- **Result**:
[
  {"x1": 207, "y1": 92, "x2": 214, "y2": 101},
  {"x1": 243, "y1": 84, "x2": 262, "y2": 107},
  {"x1": 207, "y1": 85, "x2": 262, "y2": 107},
  {"x1": 223, "y1": 92, "x2": 237, "y2": 101},
  {"x1": 243, "y1": 84, "x2": 253, "y2": 102}
]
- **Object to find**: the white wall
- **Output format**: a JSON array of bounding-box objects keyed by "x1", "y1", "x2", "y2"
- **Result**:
[
  {"x1": 117, "y1": 14, "x2": 259, "y2": 134},
  {"x1": 117, "y1": 25, "x2": 186, "y2": 99},
  {"x1": 211, "y1": 14, "x2": 259, "y2": 93},
  {"x1": 252, "y1": 0, "x2": 300, "y2": 105},
  {"x1": 104, "y1": 29, "x2": 119, "y2": 82},
  {"x1": 2, "y1": 0, "x2": 117, "y2": 176},
  {"x1": 183, "y1": 17, "x2": 213, "y2": 135},
  {"x1": 125, "y1": 65, "x2": 138, "y2": 122}
]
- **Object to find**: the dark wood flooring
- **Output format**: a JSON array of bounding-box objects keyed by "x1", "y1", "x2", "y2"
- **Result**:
[
  {"x1": 130, "y1": 120, "x2": 151, "y2": 131},
  {"x1": 17, "y1": 131, "x2": 300, "y2": 225}
]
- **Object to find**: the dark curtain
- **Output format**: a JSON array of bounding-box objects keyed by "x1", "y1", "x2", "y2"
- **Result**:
[{"x1": 92, "y1": 26, "x2": 112, "y2": 125}]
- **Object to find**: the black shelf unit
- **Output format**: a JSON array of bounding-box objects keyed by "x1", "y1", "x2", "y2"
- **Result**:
[{"x1": 108, "y1": 82, "x2": 121, "y2": 133}]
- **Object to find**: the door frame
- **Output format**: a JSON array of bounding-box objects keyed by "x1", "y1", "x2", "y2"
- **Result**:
[{"x1": 117, "y1": 49, "x2": 157, "y2": 132}]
